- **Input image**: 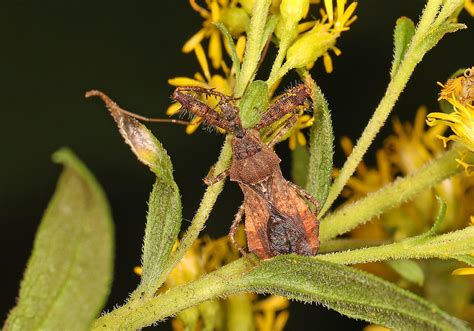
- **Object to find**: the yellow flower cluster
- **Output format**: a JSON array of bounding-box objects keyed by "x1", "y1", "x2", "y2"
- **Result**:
[{"x1": 426, "y1": 67, "x2": 474, "y2": 174}]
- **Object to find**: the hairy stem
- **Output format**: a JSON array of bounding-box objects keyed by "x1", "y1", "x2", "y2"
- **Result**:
[
  {"x1": 320, "y1": 147, "x2": 471, "y2": 242},
  {"x1": 320, "y1": 0, "x2": 452, "y2": 216}
]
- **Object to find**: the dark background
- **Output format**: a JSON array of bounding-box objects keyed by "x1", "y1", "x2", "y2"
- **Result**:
[{"x1": 1, "y1": 1, "x2": 473, "y2": 329}]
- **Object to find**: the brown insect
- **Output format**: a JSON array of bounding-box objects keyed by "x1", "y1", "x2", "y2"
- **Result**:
[
  {"x1": 87, "y1": 84, "x2": 320, "y2": 260},
  {"x1": 172, "y1": 84, "x2": 320, "y2": 259}
]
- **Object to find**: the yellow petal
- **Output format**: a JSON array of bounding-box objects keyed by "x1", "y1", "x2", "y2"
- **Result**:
[
  {"x1": 289, "y1": 133, "x2": 297, "y2": 150},
  {"x1": 235, "y1": 35, "x2": 247, "y2": 61},
  {"x1": 255, "y1": 296, "x2": 289, "y2": 311},
  {"x1": 297, "y1": 131, "x2": 307, "y2": 146},
  {"x1": 133, "y1": 266, "x2": 143, "y2": 276},
  {"x1": 166, "y1": 102, "x2": 182, "y2": 116},
  {"x1": 464, "y1": 0, "x2": 474, "y2": 16},
  {"x1": 452, "y1": 267, "x2": 474, "y2": 275},
  {"x1": 186, "y1": 117, "x2": 203, "y2": 134},
  {"x1": 323, "y1": 52, "x2": 334, "y2": 73},
  {"x1": 195, "y1": 43, "x2": 211, "y2": 82},
  {"x1": 182, "y1": 29, "x2": 206, "y2": 53},
  {"x1": 168, "y1": 77, "x2": 208, "y2": 87},
  {"x1": 209, "y1": 29, "x2": 222, "y2": 69},
  {"x1": 211, "y1": 0, "x2": 220, "y2": 22},
  {"x1": 273, "y1": 311, "x2": 290, "y2": 331},
  {"x1": 324, "y1": 0, "x2": 334, "y2": 22},
  {"x1": 341, "y1": 2, "x2": 357, "y2": 26}
]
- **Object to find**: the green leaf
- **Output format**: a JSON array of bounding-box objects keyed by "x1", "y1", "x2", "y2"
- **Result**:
[
  {"x1": 93, "y1": 256, "x2": 469, "y2": 330},
  {"x1": 87, "y1": 91, "x2": 181, "y2": 299},
  {"x1": 239, "y1": 80, "x2": 269, "y2": 129},
  {"x1": 291, "y1": 144, "x2": 309, "y2": 187},
  {"x1": 418, "y1": 22, "x2": 466, "y2": 56},
  {"x1": 215, "y1": 22, "x2": 241, "y2": 77},
  {"x1": 422, "y1": 195, "x2": 446, "y2": 238},
  {"x1": 386, "y1": 259, "x2": 425, "y2": 286},
  {"x1": 453, "y1": 255, "x2": 474, "y2": 267},
  {"x1": 239, "y1": 256, "x2": 468, "y2": 331},
  {"x1": 390, "y1": 17, "x2": 415, "y2": 79},
  {"x1": 4, "y1": 148, "x2": 114, "y2": 331},
  {"x1": 306, "y1": 82, "x2": 334, "y2": 208}
]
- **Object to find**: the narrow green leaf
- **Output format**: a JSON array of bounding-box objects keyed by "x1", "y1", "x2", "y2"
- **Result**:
[
  {"x1": 390, "y1": 17, "x2": 415, "y2": 78},
  {"x1": 239, "y1": 256, "x2": 468, "y2": 331},
  {"x1": 418, "y1": 22, "x2": 466, "y2": 56},
  {"x1": 306, "y1": 82, "x2": 334, "y2": 207},
  {"x1": 93, "y1": 256, "x2": 469, "y2": 330},
  {"x1": 4, "y1": 148, "x2": 114, "y2": 331},
  {"x1": 386, "y1": 259, "x2": 425, "y2": 286},
  {"x1": 87, "y1": 91, "x2": 181, "y2": 299},
  {"x1": 423, "y1": 195, "x2": 446, "y2": 237},
  {"x1": 291, "y1": 143, "x2": 309, "y2": 187},
  {"x1": 215, "y1": 22, "x2": 241, "y2": 76},
  {"x1": 239, "y1": 80, "x2": 269, "y2": 129}
]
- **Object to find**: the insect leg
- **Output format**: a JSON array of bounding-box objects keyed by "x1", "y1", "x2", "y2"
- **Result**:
[
  {"x1": 229, "y1": 204, "x2": 249, "y2": 258},
  {"x1": 255, "y1": 84, "x2": 311, "y2": 130},
  {"x1": 86, "y1": 90, "x2": 191, "y2": 125},
  {"x1": 286, "y1": 181, "x2": 321, "y2": 214},
  {"x1": 267, "y1": 114, "x2": 298, "y2": 148},
  {"x1": 203, "y1": 169, "x2": 230, "y2": 186}
]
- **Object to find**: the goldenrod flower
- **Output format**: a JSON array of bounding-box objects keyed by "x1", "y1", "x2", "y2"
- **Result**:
[
  {"x1": 285, "y1": 0, "x2": 357, "y2": 72},
  {"x1": 426, "y1": 97, "x2": 474, "y2": 174},
  {"x1": 438, "y1": 67, "x2": 474, "y2": 106},
  {"x1": 183, "y1": 0, "x2": 249, "y2": 69},
  {"x1": 168, "y1": 43, "x2": 233, "y2": 134}
]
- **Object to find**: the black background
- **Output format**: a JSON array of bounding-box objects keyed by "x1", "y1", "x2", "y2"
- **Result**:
[{"x1": 1, "y1": 1, "x2": 473, "y2": 329}]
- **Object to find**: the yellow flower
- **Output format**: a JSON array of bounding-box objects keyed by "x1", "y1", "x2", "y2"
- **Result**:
[
  {"x1": 288, "y1": 114, "x2": 314, "y2": 150},
  {"x1": 438, "y1": 67, "x2": 474, "y2": 106},
  {"x1": 465, "y1": 0, "x2": 474, "y2": 16},
  {"x1": 285, "y1": 0, "x2": 357, "y2": 73},
  {"x1": 183, "y1": 0, "x2": 249, "y2": 69},
  {"x1": 168, "y1": 43, "x2": 233, "y2": 134},
  {"x1": 426, "y1": 97, "x2": 474, "y2": 174}
]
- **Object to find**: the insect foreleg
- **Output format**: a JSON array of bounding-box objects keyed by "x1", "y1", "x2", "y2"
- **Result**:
[
  {"x1": 203, "y1": 169, "x2": 230, "y2": 186},
  {"x1": 267, "y1": 114, "x2": 298, "y2": 148}
]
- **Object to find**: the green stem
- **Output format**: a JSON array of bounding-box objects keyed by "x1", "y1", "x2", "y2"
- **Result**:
[
  {"x1": 234, "y1": 0, "x2": 271, "y2": 97},
  {"x1": 319, "y1": 0, "x2": 451, "y2": 216},
  {"x1": 318, "y1": 226, "x2": 474, "y2": 265},
  {"x1": 320, "y1": 147, "x2": 470, "y2": 242},
  {"x1": 267, "y1": 26, "x2": 295, "y2": 91},
  {"x1": 92, "y1": 259, "x2": 248, "y2": 330}
]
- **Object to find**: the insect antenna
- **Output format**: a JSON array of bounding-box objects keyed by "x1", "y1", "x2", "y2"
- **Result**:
[{"x1": 85, "y1": 90, "x2": 191, "y2": 126}]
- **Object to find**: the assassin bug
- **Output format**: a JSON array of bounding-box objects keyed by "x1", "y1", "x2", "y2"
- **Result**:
[
  {"x1": 173, "y1": 84, "x2": 320, "y2": 259},
  {"x1": 87, "y1": 84, "x2": 320, "y2": 260}
]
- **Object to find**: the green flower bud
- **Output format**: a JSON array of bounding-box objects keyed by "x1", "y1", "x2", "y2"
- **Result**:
[
  {"x1": 285, "y1": 25, "x2": 335, "y2": 69},
  {"x1": 220, "y1": 7, "x2": 250, "y2": 37},
  {"x1": 280, "y1": 0, "x2": 309, "y2": 23},
  {"x1": 238, "y1": 0, "x2": 255, "y2": 14}
]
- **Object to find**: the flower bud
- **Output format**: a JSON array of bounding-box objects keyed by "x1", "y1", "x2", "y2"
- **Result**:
[
  {"x1": 280, "y1": 0, "x2": 309, "y2": 23},
  {"x1": 220, "y1": 7, "x2": 250, "y2": 37},
  {"x1": 285, "y1": 25, "x2": 335, "y2": 69}
]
